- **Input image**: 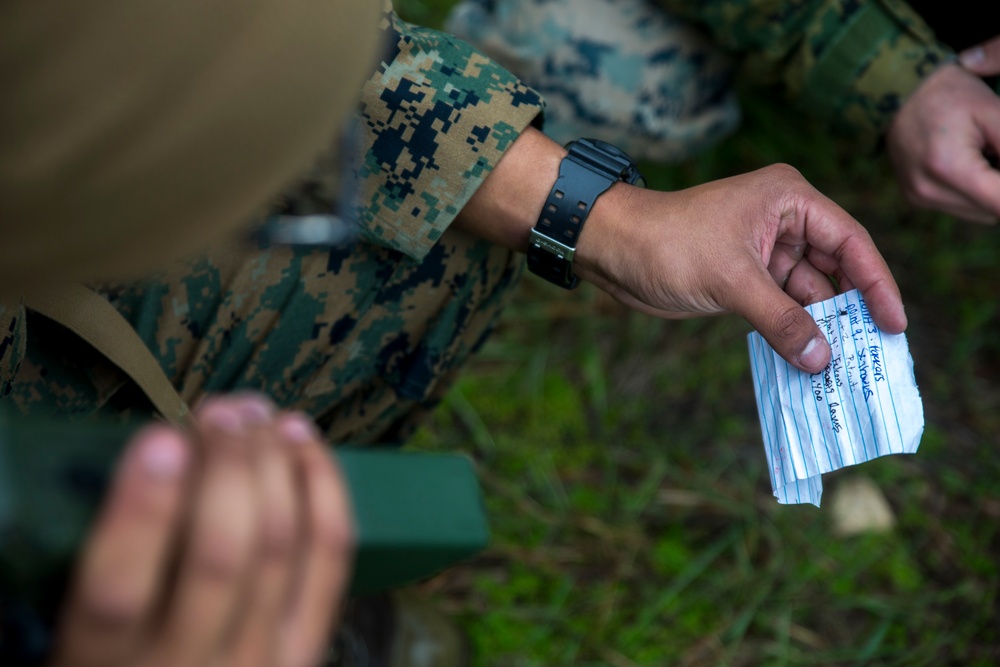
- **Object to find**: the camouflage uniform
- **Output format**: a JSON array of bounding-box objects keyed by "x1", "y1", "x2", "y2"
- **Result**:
[
  {"x1": 445, "y1": 0, "x2": 743, "y2": 163},
  {"x1": 0, "y1": 6, "x2": 543, "y2": 445},
  {"x1": 445, "y1": 0, "x2": 954, "y2": 158},
  {"x1": 0, "y1": 0, "x2": 952, "y2": 443}
]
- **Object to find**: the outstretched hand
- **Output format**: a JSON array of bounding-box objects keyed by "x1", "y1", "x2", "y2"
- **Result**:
[
  {"x1": 575, "y1": 164, "x2": 907, "y2": 373},
  {"x1": 50, "y1": 395, "x2": 353, "y2": 667},
  {"x1": 887, "y1": 52, "x2": 1000, "y2": 223},
  {"x1": 455, "y1": 128, "x2": 906, "y2": 375}
]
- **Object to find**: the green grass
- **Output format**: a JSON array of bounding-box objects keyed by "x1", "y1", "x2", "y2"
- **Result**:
[{"x1": 395, "y1": 2, "x2": 1000, "y2": 664}]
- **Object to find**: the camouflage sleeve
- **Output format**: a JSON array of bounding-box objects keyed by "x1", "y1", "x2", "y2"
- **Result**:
[
  {"x1": 657, "y1": 0, "x2": 953, "y2": 142},
  {"x1": 354, "y1": 7, "x2": 545, "y2": 260},
  {"x1": 0, "y1": 298, "x2": 26, "y2": 397}
]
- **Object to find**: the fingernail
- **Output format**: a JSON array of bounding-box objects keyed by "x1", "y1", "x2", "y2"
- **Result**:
[
  {"x1": 959, "y1": 46, "x2": 985, "y2": 67},
  {"x1": 201, "y1": 401, "x2": 245, "y2": 434},
  {"x1": 799, "y1": 336, "x2": 828, "y2": 371},
  {"x1": 138, "y1": 431, "x2": 188, "y2": 479},
  {"x1": 279, "y1": 413, "x2": 319, "y2": 445},
  {"x1": 231, "y1": 393, "x2": 274, "y2": 424}
]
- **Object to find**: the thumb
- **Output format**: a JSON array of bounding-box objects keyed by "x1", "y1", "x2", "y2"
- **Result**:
[
  {"x1": 735, "y1": 271, "x2": 831, "y2": 374},
  {"x1": 959, "y1": 35, "x2": 1000, "y2": 76}
]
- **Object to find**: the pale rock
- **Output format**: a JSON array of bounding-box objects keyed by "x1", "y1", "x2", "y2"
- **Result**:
[{"x1": 830, "y1": 476, "x2": 896, "y2": 536}]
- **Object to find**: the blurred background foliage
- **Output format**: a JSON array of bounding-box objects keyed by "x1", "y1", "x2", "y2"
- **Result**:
[{"x1": 394, "y1": 1, "x2": 1000, "y2": 664}]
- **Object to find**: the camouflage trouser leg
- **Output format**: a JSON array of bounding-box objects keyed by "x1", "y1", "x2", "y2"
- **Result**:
[{"x1": 10, "y1": 229, "x2": 521, "y2": 445}]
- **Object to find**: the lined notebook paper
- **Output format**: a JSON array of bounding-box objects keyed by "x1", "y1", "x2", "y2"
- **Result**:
[{"x1": 747, "y1": 289, "x2": 924, "y2": 506}]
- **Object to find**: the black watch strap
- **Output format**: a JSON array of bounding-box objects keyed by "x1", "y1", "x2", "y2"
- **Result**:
[{"x1": 527, "y1": 138, "x2": 644, "y2": 289}]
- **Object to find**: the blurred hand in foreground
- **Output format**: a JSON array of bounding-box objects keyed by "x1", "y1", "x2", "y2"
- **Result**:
[
  {"x1": 49, "y1": 394, "x2": 353, "y2": 667},
  {"x1": 888, "y1": 46, "x2": 1000, "y2": 224}
]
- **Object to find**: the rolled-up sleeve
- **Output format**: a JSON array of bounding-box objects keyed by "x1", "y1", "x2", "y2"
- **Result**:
[{"x1": 355, "y1": 7, "x2": 545, "y2": 260}]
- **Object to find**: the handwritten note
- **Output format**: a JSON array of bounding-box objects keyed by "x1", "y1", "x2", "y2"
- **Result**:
[{"x1": 747, "y1": 289, "x2": 924, "y2": 506}]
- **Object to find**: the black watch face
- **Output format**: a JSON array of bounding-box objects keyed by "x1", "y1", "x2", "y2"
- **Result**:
[
  {"x1": 584, "y1": 138, "x2": 632, "y2": 162},
  {"x1": 578, "y1": 138, "x2": 644, "y2": 186}
]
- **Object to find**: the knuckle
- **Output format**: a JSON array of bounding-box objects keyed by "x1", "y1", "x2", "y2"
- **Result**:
[
  {"x1": 190, "y1": 521, "x2": 255, "y2": 583},
  {"x1": 907, "y1": 179, "x2": 936, "y2": 206},
  {"x1": 310, "y1": 503, "x2": 355, "y2": 559},
  {"x1": 923, "y1": 149, "x2": 954, "y2": 181},
  {"x1": 115, "y1": 483, "x2": 178, "y2": 527},
  {"x1": 844, "y1": 222, "x2": 872, "y2": 245},
  {"x1": 259, "y1": 508, "x2": 298, "y2": 561},
  {"x1": 299, "y1": 447, "x2": 355, "y2": 558},
  {"x1": 775, "y1": 162, "x2": 802, "y2": 177},
  {"x1": 766, "y1": 162, "x2": 803, "y2": 182},
  {"x1": 804, "y1": 286, "x2": 825, "y2": 304},
  {"x1": 256, "y1": 455, "x2": 299, "y2": 562},
  {"x1": 75, "y1": 579, "x2": 148, "y2": 631}
]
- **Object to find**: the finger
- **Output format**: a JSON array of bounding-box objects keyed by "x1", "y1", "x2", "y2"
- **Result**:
[
  {"x1": 947, "y1": 112, "x2": 1000, "y2": 218},
  {"x1": 784, "y1": 257, "x2": 836, "y2": 307},
  {"x1": 766, "y1": 240, "x2": 807, "y2": 288},
  {"x1": 916, "y1": 135, "x2": 1000, "y2": 221},
  {"x1": 959, "y1": 35, "x2": 1000, "y2": 76},
  {"x1": 223, "y1": 416, "x2": 299, "y2": 667},
  {"x1": 146, "y1": 397, "x2": 267, "y2": 666},
  {"x1": 902, "y1": 173, "x2": 1000, "y2": 223},
  {"x1": 278, "y1": 413, "x2": 355, "y2": 667},
  {"x1": 794, "y1": 197, "x2": 906, "y2": 334},
  {"x1": 51, "y1": 426, "x2": 189, "y2": 667},
  {"x1": 805, "y1": 247, "x2": 854, "y2": 293},
  {"x1": 724, "y1": 260, "x2": 831, "y2": 373}
]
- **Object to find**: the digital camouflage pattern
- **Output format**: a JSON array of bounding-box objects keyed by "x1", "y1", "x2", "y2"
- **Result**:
[
  {"x1": 354, "y1": 8, "x2": 543, "y2": 259},
  {"x1": 0, "y1": 299, "x2": 25, "y2": 400},
  {"x1": 446, "y1": 0, "x2": 743, "y2": 162},
  {"x1": 1, "y1": 3, "x2": 541, "y2": 658},
  {"x1": 446, "y1": 0, "x2": 740, "y2": 162},
  {"x1": 446, "y1": 0, "x2": 952, "y2": 153},
  {"x1": 0, "y1": 4, "x2": 543, "y2": 443},
  {"x1": 11, "y1": 230, "x2": 522, "y2": 445},
  {"x1": 658, "y1": 0, "x2": 953, "y2": 141}
]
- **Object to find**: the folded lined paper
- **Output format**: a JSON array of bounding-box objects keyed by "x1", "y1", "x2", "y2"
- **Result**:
[{"x1": 748, "y1": 289, "x2": 924, "y2": 506}]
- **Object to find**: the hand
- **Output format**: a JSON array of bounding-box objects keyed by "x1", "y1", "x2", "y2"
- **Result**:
[
  {"x1": 454, "y1": 128, "x2": 905, "y2": 373},
  {"x1": 886, "y1": 56, "x2": 1000, "y2": 223},
  {"x1": 575, "y1": 164, "x2": 907, "y2": 373},
  {"x1": 959, "y1": 34, "x2": 1000, "y2": 75},
  {"x1": 49, "y1": 395, "x2": 353, "y2": 667}
]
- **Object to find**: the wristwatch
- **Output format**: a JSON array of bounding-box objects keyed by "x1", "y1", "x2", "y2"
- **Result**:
[{"x1": 527, "y1": 138, "x2": 645, "y2": 289}]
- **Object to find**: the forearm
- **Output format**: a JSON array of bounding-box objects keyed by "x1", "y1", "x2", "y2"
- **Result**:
[
  {"x1": 453, "y1": 127, "x2": 566, "y2": 252},
  {"x1": 449, "y1": 125, "x2": 661, "y2": 297},
  {"x1": 451, "y1": 125, "x2": 686, "y2": 291},
  {"x1": 452, "y1": 126, "x2": 642, "y2": 284}
]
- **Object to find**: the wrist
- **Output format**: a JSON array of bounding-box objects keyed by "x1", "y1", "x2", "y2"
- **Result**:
[
  {"x1": 526, "y1": 138, "x2": 645, "y2": 289},
  {"x1": 572, "y1": 181, "x2": 638, "y2": 284}
]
